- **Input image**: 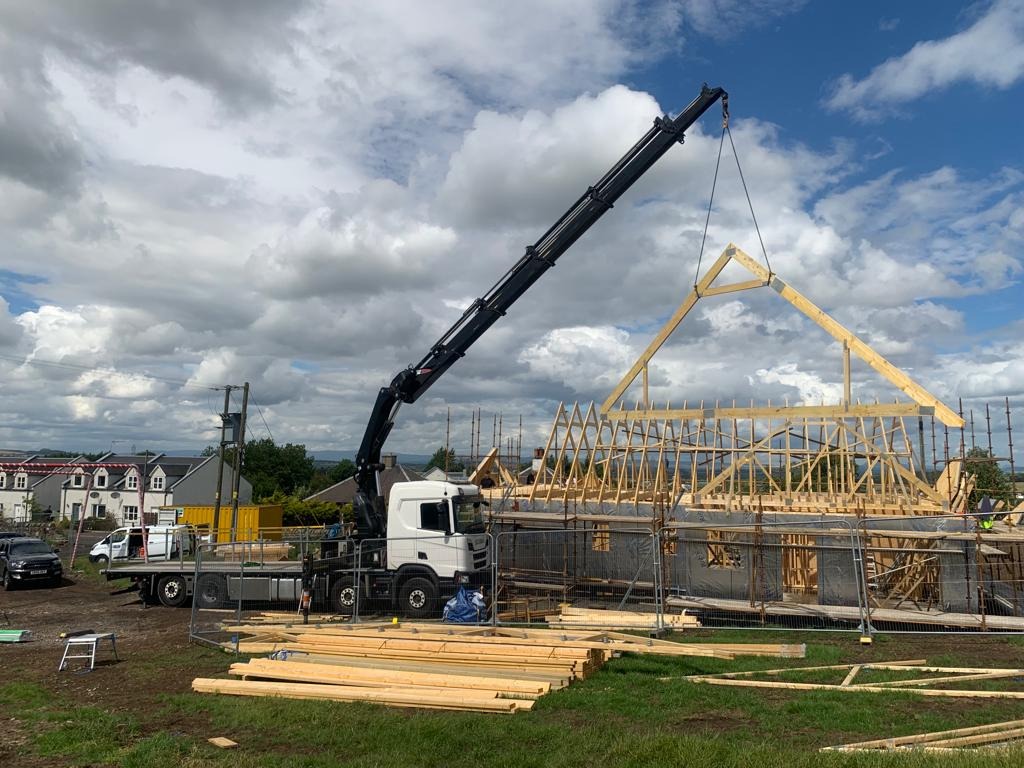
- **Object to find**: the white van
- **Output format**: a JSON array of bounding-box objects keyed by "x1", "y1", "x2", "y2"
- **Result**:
[{"x1": 88, "y1": 525, "x2": 193, "y2": 564}]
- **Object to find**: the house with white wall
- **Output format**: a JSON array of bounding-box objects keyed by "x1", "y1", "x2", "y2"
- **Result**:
[
  {"x1": 0, "y1": 456, "x2": 80, "y2": 522},
  {"x1": 58, "y1": 453, "x2": 253, "y2": 526}
]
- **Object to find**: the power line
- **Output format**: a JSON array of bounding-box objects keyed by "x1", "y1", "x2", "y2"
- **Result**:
[
  {"x1": 0, "y1": 352, "x2": 226, "y2": 391},
  {"x1": 248, "y1": 389, "x2": 275, "y2": 443}
]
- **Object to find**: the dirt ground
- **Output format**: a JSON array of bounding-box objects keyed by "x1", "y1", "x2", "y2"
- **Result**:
[{"x1": 0, "y1": 570, "x2": 220, "y2": 767}]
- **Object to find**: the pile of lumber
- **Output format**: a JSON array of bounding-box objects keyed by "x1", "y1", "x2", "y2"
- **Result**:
[
  {"x1": 193, "y1": 622, "x2": 805, "y2": 713},
  {"x1": 823, "y1": 718, "x2": 1024, "y2": 752},
  {"x1": 546, "y1": 606, "x2": 699, "y2": 630},
  {"x1": 688, "y1": 659, "x2": 1024, "y2": 699}
]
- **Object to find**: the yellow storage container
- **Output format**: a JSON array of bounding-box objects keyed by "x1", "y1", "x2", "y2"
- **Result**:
[{"x1": 158, "y1": 504, "x2": 284, "y2": 541}]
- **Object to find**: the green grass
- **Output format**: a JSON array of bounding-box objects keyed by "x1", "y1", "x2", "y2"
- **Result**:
[{"x1": 4, "y1": 636, "x2": 1024, "y2": 767}]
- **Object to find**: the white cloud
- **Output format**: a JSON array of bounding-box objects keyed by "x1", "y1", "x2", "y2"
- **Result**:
[{"x1": 827, "y1": 0, "x2": 1024, "y2": 118}]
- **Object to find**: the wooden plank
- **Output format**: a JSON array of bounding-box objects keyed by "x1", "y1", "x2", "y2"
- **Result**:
[
  {"x1": 208, "y1": 737, "x2": 238, "y2": 749},
  {"x1": 851, "y1": 670, "x2": 1024, "y2": 688},
  {"x1": 193, "y1": 678, "x2": 533, "y2": 713},
  {"x1": 607, "y1": 403, "x2": 925, "y2": 422},
  {"x1": 840, "y1": 665, "x2": 862, "y2": 687},
  {"x1": 689, "y1": 678, "x2": 1024, "y2": 699},
  {"x1": 822, "y1": 718, "x2": 1024, "y2": 751},
  {"x1": 233, "y1": 659, "x2": 549, "y2": 695},
  {"x1": 923, "y1": 726, "x2": 1024, "y2": 749}
]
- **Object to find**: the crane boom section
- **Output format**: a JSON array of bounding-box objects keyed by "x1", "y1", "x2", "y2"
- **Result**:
[{"x1": 353, "y1": 84, "x2": 727, "y2": 538}]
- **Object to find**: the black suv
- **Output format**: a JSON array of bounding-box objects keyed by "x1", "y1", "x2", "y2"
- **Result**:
[{"x1": 0, "y1": 537, "x2": 63, "y2": 589}]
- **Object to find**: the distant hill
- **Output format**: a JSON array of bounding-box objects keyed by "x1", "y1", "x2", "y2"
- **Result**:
[{"x1": 310, "y1": 451, "x2": 433, "y2": 468}]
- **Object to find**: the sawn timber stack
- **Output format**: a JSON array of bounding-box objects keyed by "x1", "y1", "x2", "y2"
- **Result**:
[{"x1": 193, "y1": 621, "x2": 805, "y2": 713}]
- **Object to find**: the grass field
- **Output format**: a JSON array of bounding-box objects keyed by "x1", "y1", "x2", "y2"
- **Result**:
[{"x1": 5, "y1": 630, "x2": 1024, "y2": 767}]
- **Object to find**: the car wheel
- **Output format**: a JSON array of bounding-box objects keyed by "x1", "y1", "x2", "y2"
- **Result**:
[
  {"x1": 50, "y1": 575, "x2": 63, "y2": 588},
  {"x1": 330, "y1": 577, "x2": 360, "y2": 616},
  {"x1": 93, "y1": 555, "x2": 109, "y2": 567},
  {"x1": 194, "y1": 574, "x2": 229, "y2": 609},
  {"x1": 399, "y1": 577, "x2": 438, "y2": 619},
  {"x1": 2, "y1": 570, "x2": 14, "y2": 591},
  {"x1": 157, "y1": 575, "x2": 189, "y2": 608}
]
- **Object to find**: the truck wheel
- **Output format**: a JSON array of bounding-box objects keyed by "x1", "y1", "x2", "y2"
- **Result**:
[
  {"x1": 330, "y1": 578, "x2": 360, "y2": 616},
  {"x1": 399, "y1": 577, "x2": 437, "y2": 619},
  {"x1": 2, "y1": 570, "x2": 14, "y2": 591},
  {"x1": 92, "y1": 555, "x2": 109, "y2": 567},
  {"x1": 157, "y1": 575, "x2": 189, "y2": 608},
  {"x1": 194, "y1": 574, "x2": 228, "y2": 609}
]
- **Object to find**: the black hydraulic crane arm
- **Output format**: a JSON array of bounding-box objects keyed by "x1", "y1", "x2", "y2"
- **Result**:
[{"x1": 353, "y1": 84, "x2": 728, "y2": 538}]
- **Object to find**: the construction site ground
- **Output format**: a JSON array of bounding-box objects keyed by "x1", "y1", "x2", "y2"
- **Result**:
[{"x1": 3, "y1": 566, "x2": 1024, "y2": 767}]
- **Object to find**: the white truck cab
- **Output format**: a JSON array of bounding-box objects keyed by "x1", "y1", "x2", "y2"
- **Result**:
[
  {"x1": 385, "y1": 481, "x2": 489, "y2": 579},
  {"x1": 89, "y1": 525, "x2": 193, "y2": 564}
]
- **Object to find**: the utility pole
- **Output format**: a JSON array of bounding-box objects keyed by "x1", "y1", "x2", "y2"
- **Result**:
[
  {"x1": 230, "y1": 382, "x2": 250, "y2": 541},
  {"x1": 211, "y1": 386, "x2": 232, "y2": 543}
]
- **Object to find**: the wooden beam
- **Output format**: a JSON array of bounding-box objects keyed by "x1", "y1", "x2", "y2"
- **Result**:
[
  {"x1": 727, "y1": 244, "x2": 963, "y2": 428},
  {"x1": 605, "y1": 403, "x2": 927, "y2": 422},
  {"x1": 600, "y1": 248, "x2": 735, "y2": 414},
  {"x1": 699, "y1": 279, "x2": 767, "y2": 298}
]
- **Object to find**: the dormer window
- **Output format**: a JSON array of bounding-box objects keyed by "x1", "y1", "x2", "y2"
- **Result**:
[
  {"x1": 14, "y1": 474, "x2": 27, "y2": 490},
  {"x1": 95, "y1": 472, "x2": 107, "y2": 489},
  {"x1": 72, "y1": 473, "x2": 84, "y2": 488},
  {"x1": 126, "y1": 473, "x2": 138, "y2": 491},
  {"x1": 151, "y1": 476, "x2": 164, "y2": 491}
]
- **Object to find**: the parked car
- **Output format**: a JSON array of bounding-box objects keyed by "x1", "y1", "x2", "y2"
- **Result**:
[
  {"x1": 0, "y1": 531, "x2": 24, "y2": 539},
  {"x1": 88, "y1": 525, "x2": 194, "y2": 565},
  {"x1": 0, "y1": 537, "x2": 63, "y2": 589}
]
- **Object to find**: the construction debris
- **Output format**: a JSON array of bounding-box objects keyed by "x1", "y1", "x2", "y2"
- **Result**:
[{"x1": 545, "y1": 606, "x2": 699, "y2": 630}]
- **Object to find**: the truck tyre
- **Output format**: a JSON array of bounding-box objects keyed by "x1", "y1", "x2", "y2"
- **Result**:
[
  {"x1": 157, "y1": 575, "x2": 189, "y2": 608},
  {"x1": 2, "y1": 569, "x2": 13, "y2": 591},
  {"x1": 92, "y1": 554, "x2": 109, "y2": 567},
  {"x1": 330, "y1": 578, "x2": 360, "y2": 616},
  {"x1": 194, "y1": 574, "x2": 228, "y2": 609},
  {"x1": 399, "y1": 577, "x2": 437, "y2": 619}
]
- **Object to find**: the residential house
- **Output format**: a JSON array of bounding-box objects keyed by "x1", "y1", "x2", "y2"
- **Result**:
[
  {"x1": 305, "y1": 454, "x2": 424, "y2": 508},
  {"x1": 0, "y1": 455, "x2": 79, "y2": 522},
  {"x1": 59, "y1": 453, "x2": 253, "y2": 526}
]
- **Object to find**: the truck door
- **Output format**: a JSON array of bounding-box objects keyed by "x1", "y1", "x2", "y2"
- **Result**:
[{"x1": 415, "y1": 500, "x2": 458, "y2": 578}]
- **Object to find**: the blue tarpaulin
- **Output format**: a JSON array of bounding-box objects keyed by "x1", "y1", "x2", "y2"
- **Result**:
[{"x1": 443, "y1": 587, "x2": 487, "y2": 623}]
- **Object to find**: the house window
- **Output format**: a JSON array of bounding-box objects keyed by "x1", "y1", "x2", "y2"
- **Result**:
[
  {"x1": 92, "y1": 504, "x2": 107, "y2": 519},
  {"x1": 73, "y1": 474, "x2": 84, "y2": 488},
  {"x1": 123, "y1": 505, "x2": 139, "y2": 523},
  {"x1": 125, "y1": 474, "x2": 138, "y2": 491},
  {"x1": 0, "y1": 473, "x2": 6, "y2": 489},
  {"x1": 14, "y1": 474, "x2": 27, "y2": 490},
  {"x1": 151, "y1": 476, "x2": 164, "y2": 491},
  {"x1": 95, "y1": 473, "x2": 107, "y2": 489}
]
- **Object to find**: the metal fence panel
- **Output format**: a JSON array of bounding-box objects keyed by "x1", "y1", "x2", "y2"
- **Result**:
[{"x1": 494, "y1": 528, "x2": 664, "y2": 629}]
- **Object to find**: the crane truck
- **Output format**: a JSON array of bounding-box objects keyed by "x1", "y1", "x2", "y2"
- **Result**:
[{"x1": 107, "y1": 84, "x2": 728, "y2": 616}]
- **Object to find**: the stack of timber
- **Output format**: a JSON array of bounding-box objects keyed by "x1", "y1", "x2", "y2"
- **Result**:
[
  {"x1": 822, "y1": 719, "x2": 1024, "y2": 752},
  {"x1": 194, "y1": 622, "x2": 806, "y2": 713},
  {"x1": 546, "y1": 606, "x2": 699, "y2": 630}
]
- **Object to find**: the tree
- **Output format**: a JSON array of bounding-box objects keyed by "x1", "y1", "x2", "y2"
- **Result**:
[
  {"x1": 424, "y1": 447, "x2": 463, "y2": 473},
  {"x1": 240, "y1": 438, "x2": 315, "y2": 501},
  {"x1": 262, "y1": 490, "x2": 341, "y2": 527},
  {"x1": 200, "y1": 445, "x2": 218, "y2": 457},
  {"x1": 965, "y1": 446, "x2": 1012, "y2": 508},
  {"x1": 308, "y1": 459, "x2": 357, "y2": 496}
]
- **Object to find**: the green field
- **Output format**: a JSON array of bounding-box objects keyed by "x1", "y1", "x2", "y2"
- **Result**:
[{"x1": 5, "y1": 630, "x2": 1024, "y2": 767}]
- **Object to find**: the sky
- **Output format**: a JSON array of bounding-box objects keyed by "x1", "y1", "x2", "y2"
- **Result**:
[{"x1": 0, "y1": 0, "x2": 1022, "y2": 457}]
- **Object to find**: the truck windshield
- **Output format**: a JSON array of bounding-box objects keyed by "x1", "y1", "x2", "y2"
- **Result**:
[
  {"x1": 11, "y1": 541, "x2": 52, "y2": 555},
  {"x1": 452, "y1": 497, "x2": 488, "y2": 533}
]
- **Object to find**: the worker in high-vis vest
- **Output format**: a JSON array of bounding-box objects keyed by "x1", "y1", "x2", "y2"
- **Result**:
[{"x1": 977, "y1": 496, "x2": 995, "y2": 530}]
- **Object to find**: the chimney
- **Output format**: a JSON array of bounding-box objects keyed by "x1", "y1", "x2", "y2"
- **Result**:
[{"x1": 382, "y1": 453, "x2": 397, "y2": 469}]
